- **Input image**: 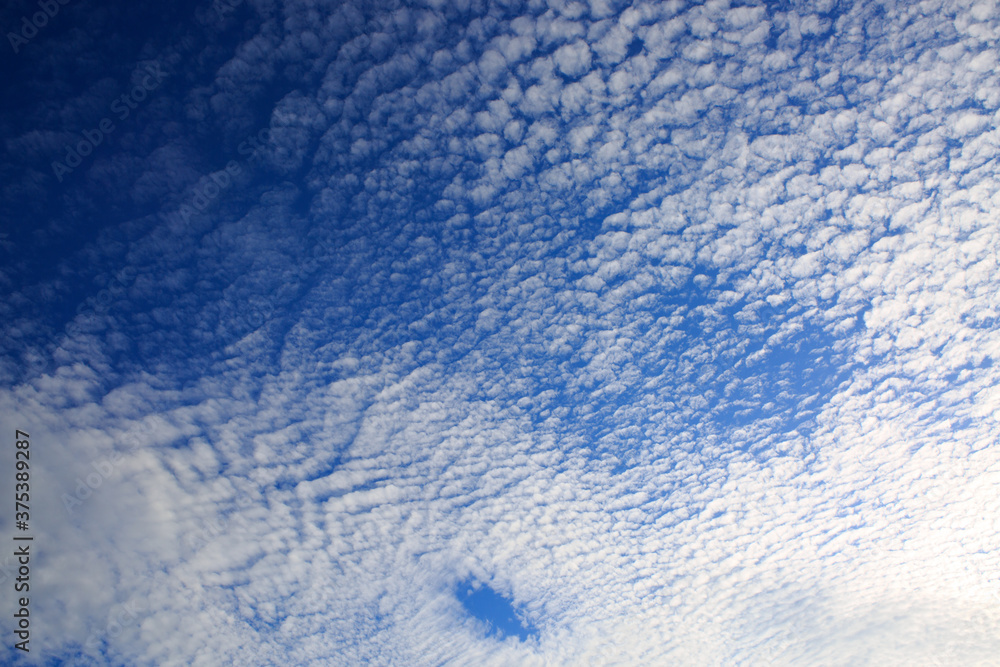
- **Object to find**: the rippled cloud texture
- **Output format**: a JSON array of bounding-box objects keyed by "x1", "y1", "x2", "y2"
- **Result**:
[{"x1": 1, "y1": 0, "x2": 998, "y2": 664}]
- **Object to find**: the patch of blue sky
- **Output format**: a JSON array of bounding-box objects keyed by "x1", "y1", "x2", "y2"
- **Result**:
[{"x1": 457, "y1": 579, "x2": 539, "y2": 643}]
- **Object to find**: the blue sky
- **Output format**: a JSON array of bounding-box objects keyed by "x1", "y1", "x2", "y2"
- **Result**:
[{"x1": 1, "y1": 0, "x2": 999, "y2": 664}]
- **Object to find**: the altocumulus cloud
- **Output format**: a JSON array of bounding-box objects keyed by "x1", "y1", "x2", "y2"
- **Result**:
[{"x1": 0, "y1": 0, "x2": 999, "y2": 664}]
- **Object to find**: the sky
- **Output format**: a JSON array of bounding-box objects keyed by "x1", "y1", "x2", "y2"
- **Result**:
[{"x1": 0, "y1": 0, "x2": 998, "y2": 664}]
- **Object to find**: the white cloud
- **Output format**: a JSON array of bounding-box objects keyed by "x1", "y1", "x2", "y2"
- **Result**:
[
  {"x1": 3, "y1": 0, "x2": 1000, "y2": 664},
  {"x1": 553, "y1": 40, "x2": 593, "y2": 78}
]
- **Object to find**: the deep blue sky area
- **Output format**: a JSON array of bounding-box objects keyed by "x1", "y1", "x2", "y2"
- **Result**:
[
  {"x1": 459, "y1": 579, "x2": 539, "y2": 642},
  {"x1": 1, "y1": 0, "x2": 998, "y2": 665}
]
